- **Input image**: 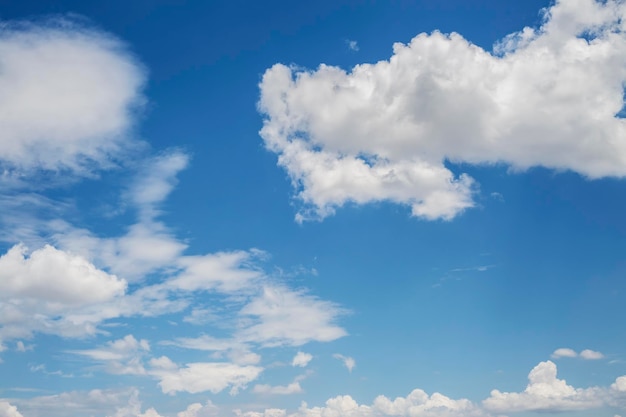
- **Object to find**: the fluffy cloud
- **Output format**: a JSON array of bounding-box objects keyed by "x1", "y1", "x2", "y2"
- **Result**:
[
  {"x1": 292, "y1": 351, "x2": 313, "y2": 367},
  {"x1": 0, "y1": 402, "x2": 23, "y2": 417},
  {"x1": 176, "y1": 401, "x2": 219, "y2": 417},
  {"x1": 552, "y1": 347, "x2": 605, "y2": 359},
  {"x1": 0, "y1": 18, "x2": 144, "y2": 174},
  {"x1": 258, "y1": 0, "x2": 626, "y2": 221},
  {"x1": 580, "y1": 349, "x2": 605, "y2": 360},
  {"x1": 150, "y1": 356, "x2": 263, "y2": 395},
  {"x1": 285, "y1": 390, "x2": 483, "y2": 417},
  {"x1": 0, "y1": 244, "x2": 127, "y2": 339},
  {"x1": 551, "y1": 347, "x2": 578, "y2": 359},
  {"x1": 483, "y1": 360, "x2": 605, "y2": 413}
]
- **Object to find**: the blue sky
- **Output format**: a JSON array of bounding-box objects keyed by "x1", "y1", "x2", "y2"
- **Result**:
[{"x1": 1, "y1": 0, "x2": 626, "y2": 416}]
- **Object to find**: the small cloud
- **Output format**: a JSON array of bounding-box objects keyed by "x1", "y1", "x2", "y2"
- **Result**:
[
  {"x1": 552, "y1": 348, "x2": 578, "y2": 359},
  {"x1": 450, "y1": 265, "x2": 495, "y2": 273},
  {"x1": 346, "y1": 39, "x2": 359, "y2": 51},
  {"x1": 252, "y1": 382, "x2": 303, "y2": 395},
  {"x1": 551, "y1": 348, "x2": 604, "y2": 360},
  {"x1": 292, "y1": 351, "x2": 313, "y2": 368},
  {"x1": 16, "y1": 341, "x2": 34, "y2": 352},
  {"x1": 333, "y1": 353, "x2": 355, "y2": 372},
  {"x1": 580, "y1": 349, "x2": 604, "y2": 360}
]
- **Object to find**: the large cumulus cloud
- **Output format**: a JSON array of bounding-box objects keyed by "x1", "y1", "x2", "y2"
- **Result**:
[{"x1": 258, "y1": 0, "x2": 626, "y2": 221}]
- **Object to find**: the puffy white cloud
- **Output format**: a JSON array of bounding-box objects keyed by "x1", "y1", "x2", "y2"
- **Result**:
[
  {"x1": 483, "y1": 360, "x2": 605, "y2": 413},
  {"x1": 259, "y1": 0, "x2": 626, "y2": 222},
  {"x1": 372, "y1": 389, "x2": 484, "y2": 417},
  {"x1": 238, "y1": 285, "x2": 347, "y2": 347},
  {"x1": 253, "y1": 382, "x2": 303, "y2": 395},
  {"x1": 551, "y1": 347, "x2": 578, "y2": 358},
  {"x1": 0, "y1": 402, "x2": 23, "y2": 417},
  {"x1": 292, "y1": 351, "x2": 313, "y2": 367},
  {"x1": 551, "y1": 347, "x2": 605, "y2": 360},
  {"x1": 0, "y1": 244, "x2": 126, "y2": 305},
  {"x1": 333, "y1": 354, "x2": 355, "y2": 373},
  {"x1": 612, "y1": 376, "x2": 626, "y2": 392},
  {"x1": 176, "y1": 401, "x2": 219, "y2": 417},
  {"x1": 282, "y1": 390, "x2": 483, "y2": 417},
  {"x1": 0, "y1": 244, "x2": 127, "y2": 339},
  {"x1": 0, "y1": 18, "x2": 144, "y2": 174},
  {"x1": 150, "y1": 357, "x2": 263, "y2": 395}
]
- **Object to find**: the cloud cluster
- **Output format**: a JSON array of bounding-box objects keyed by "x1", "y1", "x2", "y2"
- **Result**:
[
  {"x1": 483, "y1": 360, "x2": 606, "y2": 412},
  {"x1": 4, "y1": 360, "x2": 626, "y2": 417},
  {"x1": 259, "y1": 0, "x2": 626, "y2": 221},
  {"x1": 0, "y1": 17, "x2": 347, "y2": 401}
]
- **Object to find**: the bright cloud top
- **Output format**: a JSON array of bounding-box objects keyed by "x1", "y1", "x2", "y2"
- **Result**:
[
  {"x1": 258, "y1": 0, "x2": 626, "y2": 221},
  {"x1": 0, "y1": 18, "x2": 144, "y2": 174}
]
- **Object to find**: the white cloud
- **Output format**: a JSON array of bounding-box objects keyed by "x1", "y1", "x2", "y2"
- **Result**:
[
  {"x1": 333, "y1": 353, "x2": 355, "y2": 373},
  {"x1": 238, "y1": 285, "x2": 347, "y2": 347},
  {"x1": 0, "y1": 402, "x2": 23, "y2": 417},
  {"x1": 10, "y1": 388, "x2": 139, "y2": 417},
  {"x1": 176, "y1": 401, "x2": 219, "y2": 417},
  {"x1": 49, "y1": 151, "x2": 190, "y2": 282},
  {"x1": 69, "y1": 334, "x2": 150, "y2": 375},
  {"x1": 580, "y1": 349, "x2": 605, "y2": 360},
  {"x1": 0, "y1": 18, "x2": 144, "y2": 175},
  {"x1": 169, "y1": 250, "x2": 264, "y2": 293},
  {"x1": 483, "y1": 360, "x2": 605, "y2": 413},
  {"x1": 551, "y1": 347, "x2": 578, "y2": 358},
  {"x1": 292, "y1": 351, "x2": 313, "y2": 367},
  {"x1": 551, "y1": 347, "x2": 605, "y2": 360},
  {"x1": 280, "y1": 390, "x2": 483, "y2": 417},
  {"x1": 0, "y1": 244, "x2": 127, "y2": 340},
  {"x1": 253, "y1": 382, "x2": 303, "y2": 395},
  {"x1": 129, "y1": 151, "x2": 189, "y2": 220},
  {"x1": 259, "y1": 0, "x2": 626, "y2": 222},
  {"x1": 235, "y1": 410, "x2": 286, "y2": 417},
  {"x1": 150, "y1": 357, "x2": 263, "y2": 395}
]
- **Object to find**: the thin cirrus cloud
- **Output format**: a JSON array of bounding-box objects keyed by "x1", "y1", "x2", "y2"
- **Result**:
[
  {"x1": 333, "y1": 353, "x2": 355, "y2": 373},
  {"x1": 258, "y1": 0, "x2": 626, "y2": 222}
]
